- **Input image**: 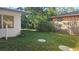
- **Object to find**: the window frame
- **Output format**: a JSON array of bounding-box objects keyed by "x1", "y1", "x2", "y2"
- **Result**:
[{"x1": 0, "y1": 15, "x2": 14, "y2": 29}]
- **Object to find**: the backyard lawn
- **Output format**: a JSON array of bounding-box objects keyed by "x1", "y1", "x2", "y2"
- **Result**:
[{"x1": 0, "y1": 30, "x2": 79, "y2": 51}]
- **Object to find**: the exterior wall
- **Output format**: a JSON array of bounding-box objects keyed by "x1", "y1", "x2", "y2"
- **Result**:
[
  {"x1": 0, "y1": 9, "x2": 21, "y2": 38},
  {"x1": 52, "y1": 15, "x2": 79, "y2": 35}
]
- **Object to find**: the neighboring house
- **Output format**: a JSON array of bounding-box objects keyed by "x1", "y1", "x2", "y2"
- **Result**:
[
  {"x1": 52, "y1": 12, "x2": 79, "y2": 35},
  {"x1": 0, "y1": 7, "x2": 25, "y2": 38}
]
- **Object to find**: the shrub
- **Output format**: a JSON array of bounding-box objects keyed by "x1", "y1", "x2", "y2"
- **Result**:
[{"x1": 36, "y1": 21, "x2": 55, "y2": 32}]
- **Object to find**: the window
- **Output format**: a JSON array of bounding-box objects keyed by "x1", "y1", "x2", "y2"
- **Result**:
[
  {"x1": 3, "y1": 15, "x2": 14, "y2": 28},
  {"x1": 0, "y1": 15, "x2": 1, "y2": 28}
]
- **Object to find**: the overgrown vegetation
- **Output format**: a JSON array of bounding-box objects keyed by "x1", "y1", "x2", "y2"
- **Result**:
[
  {"x1": 20, "y1": 7, "x2": 56, "y2": 29},
  {"x1": 36, "y1": 21, "x2": 55, "y2": 32}
]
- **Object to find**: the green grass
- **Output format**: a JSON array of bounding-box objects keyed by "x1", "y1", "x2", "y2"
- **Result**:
[{"x1": 0, "y1": 30, "x2": 79, "y2": 51}]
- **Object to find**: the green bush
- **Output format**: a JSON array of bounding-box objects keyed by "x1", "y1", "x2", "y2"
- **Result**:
[{"x1": 36, "y1": 21, "x2": 55, "y2": 32}]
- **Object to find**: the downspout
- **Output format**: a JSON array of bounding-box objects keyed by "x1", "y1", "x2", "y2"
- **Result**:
[{"x1": 5, "y1": 25, "x2": 8, "y2": 40}]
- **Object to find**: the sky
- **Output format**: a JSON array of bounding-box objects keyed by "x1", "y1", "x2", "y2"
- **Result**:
[{"x1": 0, "y1": 0, "x2": 79, "y2": 7}]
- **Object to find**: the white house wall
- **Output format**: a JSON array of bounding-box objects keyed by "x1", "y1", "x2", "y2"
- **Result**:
[{"x1": 0, "y1": 9, "x2": 21, "y2": 38}]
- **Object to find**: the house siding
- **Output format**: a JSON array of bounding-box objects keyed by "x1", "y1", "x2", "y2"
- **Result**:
[{"x1": 0, "y1": 9, "x2": 21, "y2": 38}]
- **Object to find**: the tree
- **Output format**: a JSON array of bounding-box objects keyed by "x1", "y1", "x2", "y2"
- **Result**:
[
  {"x1": 55, "y1": 7, "x2": 76, "y2": 15},
  {"x1": 19, "y1": 7, "x2": 56, "y2": 29}
]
